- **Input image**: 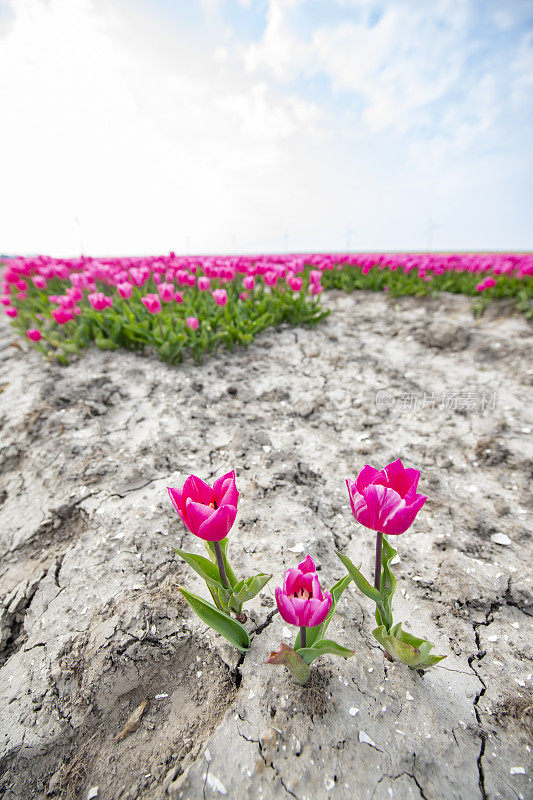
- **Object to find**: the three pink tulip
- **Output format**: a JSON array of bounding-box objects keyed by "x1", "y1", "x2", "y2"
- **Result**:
[
  {"x1": 346, "y1": 458, "x2": 427, "y2": 536},
  {"x1": 168, "y1": 470, "x2": 239, "y2": 542}
]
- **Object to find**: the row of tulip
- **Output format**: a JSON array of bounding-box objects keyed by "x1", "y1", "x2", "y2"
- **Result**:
[
  {"x1": 1, "y1": 252, "x2": 531, "y2": 363},
  {"x1": 168, "y1": 458, "x2": 445, "y2": 684}
]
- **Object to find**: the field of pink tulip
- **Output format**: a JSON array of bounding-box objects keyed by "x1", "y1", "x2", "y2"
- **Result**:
[{"x1": 1, "y1": 252, "x2": 531, "y2": 364}]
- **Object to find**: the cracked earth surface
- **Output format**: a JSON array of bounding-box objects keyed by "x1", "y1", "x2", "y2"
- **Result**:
[{"x1": 0, "y1": 290, "x2": 531, "y2": 800}]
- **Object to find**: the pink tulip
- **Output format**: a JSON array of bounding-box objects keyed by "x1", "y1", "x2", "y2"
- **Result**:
[
  {"x1": 243, "y1": 275, "x2": 255, "y2": 291},
  {"x1": 275, "y1": 555, "x2": 332, "y2": 628},
  {"x1": 212, "y1": 289, "x2": 228, "y2": 306},
  {"x1": 88, "y1": 292, "x2": 113, "y2": 311},
  {"x1": 174, "y1": 291, "x2": 184, "y2": 304},
  {"x1": 239, "y1": 292, "x2": 249, "y2": 301},
  {"x1": 26, "y1": 328, "x2": 42, "y2": 341},
  {"x1": 52, "y1": 307, "x2": 74, "y2": 324},
  {"x1": 264, "y1": 271, "x2": 277, "y2": 287},
  {"x1": 5, "y1": 306, "x2": 17, "y2": 317},
  {"x1": 158, "y1": 282, "x2": 175, "y2": 303},
  {"x1": 141, "y1": 293, "x2": 162, "y2": 314},
  {"x1": 288, "y1": 276, "x2": 303, "y2": 292},
  {"x1": 309, "y1": 282, "x2": 323, "y2": 295},
  {"x1": 167, "y1": 470, "x2": 239, "y2": 542},
  {"x1": 346, "y1": 458, "x2": 427, "y2": 536},
  {"x1": 117, "y1": 282, "x2": 133, "y2": 298},
  {"x1": 186, "y1": 316, "x2": 199, "y2": 330},
  {"x1": 197, "y1": 276, "x2": 210, "y2": 291},
  {"x1": 309, "y1": 270, "x2": 322, "y2": 284},
  {"x1": 1, "y1": 295, "x2": 11, "y2": 306},
  {"x1": 32, "y1": 276, "x2": 47, "y2": 289}
]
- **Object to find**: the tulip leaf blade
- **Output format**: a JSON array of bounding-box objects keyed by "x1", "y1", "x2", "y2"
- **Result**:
[
  {"x1": 265, "y1": 643, "x2": 310, "y2": 685},
  {"x1": 173, "y1": 548, "x2": 225, "y2": 589},
  {"x1": 377, "y1": 536, "x2": 397, "y2": 632},
  {"x1": 336, "y1": 551, "x2": 382, "y2": 605},
  {"x1": 372, "y1": 622, "x2": 446, "y2": 669},
  {"x1": 231, "y1": 573, "x2": 272, "y2": 606},
  {"x1": 298, "y1": 638, "x2": 355, "y2": 665},
  {"x1": 177, "y1": 586, "x2": 250, "y2": 652}
]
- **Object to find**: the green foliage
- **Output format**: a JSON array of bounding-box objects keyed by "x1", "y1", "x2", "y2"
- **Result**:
[
  {"x1": 372, "y1": 622, "x2": 446, "y2": 669},
  {"x1": 177, "y1": 586, "x2": 250, "y2": 652}
]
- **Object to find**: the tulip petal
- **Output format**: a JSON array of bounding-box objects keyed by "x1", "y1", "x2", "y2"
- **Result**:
[
  {"x1": 298, "y1": 555, "x2": 316, "y2": 574},
  {"x1": 167, "y1": 487, "x2": 187, "y2": 526},
  {"x1": 383, "y1": 459, "x2": 420, "y2": 499},
  {"x1": 182, "y1": 475, "x2": 214, "y2": 506},
  {"x1": 305, "y1": 592, "x2": 333, "y2": 627},
  {"x1": 213, "y1": 470, "x2": 237, "y2": 503},
  {"x1": 185, "y1": 500, "x2": 214, "y2": 534},
  {"x1": 355, "y1": 466, "x2": 382, "y2": 493},
  {"x1": 275, "y1": 588, "x2": 299, "y2": 625},
  {"x1": 310, "y1": 573, "x2": 324, "y2": 602},
  {"x1": 283, "y1": 568, "x2": 303, "y2": 596},
  {"x1": 217, "y1": 476, "x2": 239, "y2": 508},
  {"x1": 383, "y1": 494, "x2": 427, "y2": 535},
  {"x1": 359, "y1": 485, "x2": 404, "y2": 532},
  {"x1": 197, "y1": 504, "x2": 237, "y2": 542}
]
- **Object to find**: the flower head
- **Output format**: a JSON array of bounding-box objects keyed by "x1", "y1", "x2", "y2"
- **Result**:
[
  {"x1": 346, "y1": 458, "x2": 427, "y2": 536},
  {"x1": 168, "y1": 470, "x2": 239, "y2": 542},
  {"x1": 275, "y1": 556, "x2": 332, "y2": 628},
  {"x1": 212, "y1": 289, "x2": 228, "y2": 306},
  {"x1": 186, "y1": 316, "x2": 199, "y2": 330},
  {"x1": 141, "y1": 293, "x2": 162, "y2": 314},
  {"x1": 26, "y1": 328, "x2": 42, "y2": 341}
]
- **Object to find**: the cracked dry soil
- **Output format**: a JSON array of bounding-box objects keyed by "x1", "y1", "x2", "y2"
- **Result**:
[{"x1": 0, "y1": 290, "x2": 531, "y2": 800}]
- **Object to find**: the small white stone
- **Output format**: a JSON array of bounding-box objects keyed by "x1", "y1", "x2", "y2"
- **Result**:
[
  {"x1": 206, "y1": 774, "x2": 227, "y2": 794},
  {"x1": 491, "y1": 533, "x2": 511, "y2": 546},
  {"x1": 204, "y1": 749, "x2": 211, "y2": 762},
  {"x1": 510, "y1": 767, "x2": 526, "y2": 775},
  {"x1": 282, "y1": 626, "x2": 292, "y2": 639},
  {"x1": 154, "y1": 693, "x2": 168, "y2": 699},
  {"x1": 287, "y1": 543, "x2": 305, "y2": 553},
  {"x1": 511, "y1": 622, "x2": 520, "y2": 629},
  {"x1": 390, "y1": 555, "x2": 400, "y2": 565},
  {"x1": 248, "y1": 690, "x2": 255, "y2": 699},
  {"x1": 406, "y1": 692, "x2": 414, "y2": 701},
  {"x1": 87, "y1": 789, "x2": 99, "y2": 800},
  {"x1": 349, "y1": 707, "x2": 359, "y2": 716},
  {"x1": 262, "y1": 445, "x2": 271, "y2": 453},
  {"x1": 487, "y1": 635, "x2": 499, "y2": 643},
  {"x1": 324, "y1": 778, "x2": 335, "y2": 790},
  {"x1": 359, "y1": 731, "x2": 377, "y2": 747}
]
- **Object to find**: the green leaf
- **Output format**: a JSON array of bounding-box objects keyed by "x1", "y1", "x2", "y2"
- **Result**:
[
  {"x1": 378, "y1": 536, "x2": 397, "y2": 632},
  {"x1": 205, "y1": 538, "x2": 238, "y2": 588},
  {"x1": 173, "y1": 548, "x2": 225, "y2": 589},
  {"x1": 177, "y1": 586, "x2": 250, "y2": 652},
  {"x1": 95, "y1": 336, "x2": 118, "y2": 350},
  {"x1": 294, "y1": 573, "x2": 353, "y2": 649},
  {"x1": 336, "y1": 551, "x2": 382, "y2": 605},
  {"x1": 231, "y1": 573, "x2": 272, "y2": 606},
  {"x1": 265, "y1": 644, "x2": 311, "y2": 685},
  {"x1": 297, "y1": 638, "x2": 355, "y2": 665},
  {"x1": 372, "y1": 622, "x2": 446, "y2": 669}
]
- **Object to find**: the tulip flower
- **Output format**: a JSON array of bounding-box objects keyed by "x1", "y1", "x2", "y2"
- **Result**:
[
  {"x1": 5, "y1": 306, "x2": 17, "y2": 317},
  {"x1": 197, "y1": 276, "x2": 210, "y2": 291},
  {"x1": 267, "y1": 555, "x2": 353, "y2": 684},
  {"x1": 174, "y1": 290, "x2": 184, "y2": 304},
  {"x1": 186, "y1": 316, "x2": 199, "y2": 330},
  {"x1": 158, "y1": 282, "x2": 175, "y2": 303},
  {"x1": 212, "y1": 289, "x2": 228, "y2": 306},
  {"x1": 141, "y1": 293, "x2": 162, "y2": 314},
  {"x1": 288, "y1": 276, "x2": 303, "y2": 292},
  {"x1": 88, "y1": 292, "x2": 113, "y2": 311},
  {"x1": 275, "y1": 556, "x2": 332, "y2": 641},
  {"x1": 52, "y1": 307, "x2": 74, "y2": 324},
  {"x1": 0, "y1": 296, "x2": 10, "y2": 306},
  {"x1": 32, "y1": 276, "x2": 47, "y2": 289},
  {"x1": 168, "y1": 470, "x2": 239, "y2": 545},
  {"x1": 242, "y1": 275, "x2": 255, "y2": 291},
  {"x1": 117, "y1": 282, "x2": 133, "y2": 299},
  {"x1": 26, "y1": 328, "x2": 42, "y2": 341},
  {"x1": 338, "y1": 459, "x2": 444, "y2": 668}
]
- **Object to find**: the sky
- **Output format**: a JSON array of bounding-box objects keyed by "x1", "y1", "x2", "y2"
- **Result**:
[{"x1": 0, "y1": 0, "x2": 532, "y2": 256}]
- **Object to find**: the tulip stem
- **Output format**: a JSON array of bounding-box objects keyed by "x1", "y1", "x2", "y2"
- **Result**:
[
  {"x1": 374, "y1": 531, "x2": 383, "y2": 592},
  {"x1": 300, "y1": 626, "x2": 307, "y2": 649},
  {"x1": 213, "y1": 541, "x2": 230, "y2": 589}
]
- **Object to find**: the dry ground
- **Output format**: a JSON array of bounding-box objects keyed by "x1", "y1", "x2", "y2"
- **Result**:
[{"x1": 0, "y1": 290, "x2": 531, "y2": 800}]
